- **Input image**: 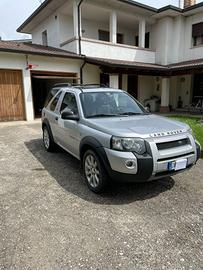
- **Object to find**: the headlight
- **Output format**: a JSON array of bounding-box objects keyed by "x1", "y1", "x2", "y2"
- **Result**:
[{"x1": 111, "y1": 136, "x2": 146, "y2": 154}]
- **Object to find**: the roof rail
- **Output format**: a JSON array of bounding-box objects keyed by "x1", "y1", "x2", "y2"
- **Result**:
[
  {"x1": 74, "y1": 84, "x2": 108, "y2": 88},
  {"x1": 53, "y1": 83, "x2": 109, "y2": 89},
  {"x1": 53, "y1": 83, "x2": 73, "y2": 88}
]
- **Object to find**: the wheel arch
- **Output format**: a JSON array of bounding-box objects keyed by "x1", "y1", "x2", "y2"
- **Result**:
[{"x1": 79, "y1": 137, "x2": 111, "y2": 172}]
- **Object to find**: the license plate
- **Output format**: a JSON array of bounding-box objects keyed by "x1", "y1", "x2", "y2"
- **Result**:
[{"x1": 168, "y1": 159, "x2": 187, "y2": 171}]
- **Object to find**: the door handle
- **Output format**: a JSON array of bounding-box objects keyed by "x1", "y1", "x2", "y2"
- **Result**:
[{"x1": 55, "y1": 117, "x2": 58, "y2": 121}]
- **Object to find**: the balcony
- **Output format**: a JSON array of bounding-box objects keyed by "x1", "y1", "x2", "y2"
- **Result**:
[
  {"x1": 61, "y1": 37, "x2": 155, "y2": 63},
  {"x1": 59, "y1": 0, "x2": 156, "y2": 63}
]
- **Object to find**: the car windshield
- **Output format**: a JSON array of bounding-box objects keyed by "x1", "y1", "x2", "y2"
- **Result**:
[{"x1": 80, "y1": 91, "x2": 148, "y2": 118}]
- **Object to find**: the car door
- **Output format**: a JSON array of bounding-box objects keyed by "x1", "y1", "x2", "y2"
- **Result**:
[
  {"x1": 56, "y1": 92, "x2": 81, "y2": 158},
  {"x1": 47, "y1": 91, "x2": 63, "y2": 140}
]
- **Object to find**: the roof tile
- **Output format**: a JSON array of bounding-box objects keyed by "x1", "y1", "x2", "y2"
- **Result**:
[{"x1": 0, "y1": 40, "x2": 83, "y2": 59}]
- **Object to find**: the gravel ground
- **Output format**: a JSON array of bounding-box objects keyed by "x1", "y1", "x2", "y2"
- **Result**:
[{"x1": 0, "y1": 121, "x2": 202, "y2": 270}]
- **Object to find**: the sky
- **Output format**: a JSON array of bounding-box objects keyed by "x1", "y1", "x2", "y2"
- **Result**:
[{"x1": 0, "y1": 0, "x2": 201, "y2": 40}]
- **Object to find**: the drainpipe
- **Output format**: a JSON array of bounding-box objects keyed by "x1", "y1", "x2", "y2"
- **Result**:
[
  {"x1": 80, "y1": 60, "x2": 86, "y2": 84},
  {"x1": 78, "y1": 0, "x2": 84, "y2": 55}
]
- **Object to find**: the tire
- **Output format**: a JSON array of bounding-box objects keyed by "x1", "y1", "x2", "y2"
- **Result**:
[
  {"x1": 82, "y1": 150, "x2": 108, "y2": 193},
  {"x1": 43, "y1": 126, "x2": 56, "y2": 152}
]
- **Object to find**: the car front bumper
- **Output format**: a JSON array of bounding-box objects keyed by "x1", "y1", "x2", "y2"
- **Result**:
[{"x1": 103, "y1": 135, "x2": 200, "y2": 183}]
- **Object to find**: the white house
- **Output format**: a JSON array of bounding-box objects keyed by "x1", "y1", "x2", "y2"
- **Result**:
[{"x1": 0, "y1": 0, "x2": 203, "y2": 121}]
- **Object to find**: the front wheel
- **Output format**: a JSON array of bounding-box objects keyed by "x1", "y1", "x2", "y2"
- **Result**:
[{"x1": 83, "y1": 150, "x2": 108, "y2": 193}]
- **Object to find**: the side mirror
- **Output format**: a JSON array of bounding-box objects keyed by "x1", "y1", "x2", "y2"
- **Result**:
[{"x1": 61, "y1": 109, "x2": 79, "y2": 121}]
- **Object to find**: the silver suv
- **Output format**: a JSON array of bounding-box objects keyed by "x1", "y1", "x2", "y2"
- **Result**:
[{"x1": 42, "y1": 84, "x2": 201, "y2": 193}]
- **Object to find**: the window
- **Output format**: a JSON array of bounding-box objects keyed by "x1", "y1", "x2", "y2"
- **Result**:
[
  {"x1": 98, "y1": 30, "x2": 123, "y2": 44},
  {"x1": 50, "y1": 92, "x2": 61, "y2": 111},
  {"x1": 145, "y1": 32, "x2": 150, "y2": 49},
  {"x1": 44, "y1": 88, "x2": 60, "y2": 107},
  {"x1": 42, "y1": 30, "x2": 48, "y2": 46},
  {"x1": 80, "y1": 92, "x2": 146, "y2": 118},
  {"x1": 135, "y1": 36, "x2": 139, "y2": 47},
  {"x1": 60, "y1": 93, "x2": 78, "y2": 115},
  {"x1": 192, "y1": 22, "x2": 203, "y2": 46},
  {"x1": 117, "y1": 33, "x2": 123, "y2": 44},
  {"x1": 135, "y1": 32, "x2": 150, "y2": 48},
  {"x1": 100, "y1": 73, "x2": 109, "y2": 87},
  {"x1": 98, "y1": 30, "x2": 110, "y2": 42}
]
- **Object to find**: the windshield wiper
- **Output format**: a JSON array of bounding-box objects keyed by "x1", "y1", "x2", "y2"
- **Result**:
[
  {"x1": 87, "y1": 114, "x2": 117, "y2": 118},
  {"x1": 119, "y1": 112, "x2": 143, "y2": 116},
  {"x1": 119, "y1": 111, "x2": 151, "y2": 116}
]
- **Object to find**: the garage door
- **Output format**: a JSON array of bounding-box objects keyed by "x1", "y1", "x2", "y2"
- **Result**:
[{"x1": 0, "y1": 70, "x2": 25, "y2": 121}]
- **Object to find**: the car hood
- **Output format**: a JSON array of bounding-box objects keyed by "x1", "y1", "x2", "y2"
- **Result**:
[{"x1": 84, "y1": 114, "x2": 189, "y2": 138}]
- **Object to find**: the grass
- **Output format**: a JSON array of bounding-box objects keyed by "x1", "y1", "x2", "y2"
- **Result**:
[{"x1": 168, "y1": 115, "x2": 203, "y2": 148}]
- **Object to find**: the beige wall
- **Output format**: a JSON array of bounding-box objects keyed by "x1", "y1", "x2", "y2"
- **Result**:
[
  {"x1": 83, "y1": 64, "x2": 100, "y2": 84},
  {"x1": 138, "y1": 76, "x2": 156, "y2": 105},
  {"x1": 169, "y1": 75, "x2": 192, "y2": 109},
  {"x1": 137, "y1": 75, "x2": 193, "y2": 109}
]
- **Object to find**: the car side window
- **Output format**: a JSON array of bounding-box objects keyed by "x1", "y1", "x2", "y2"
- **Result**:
[
  {"x1": 49, "y1": 92, "x2": 61, "y2": 112},
  {"x1": 44, "y1": 88, "x2": 59, "y2": 107},
  {"x1": 60, "y1": 92, "x2": 78, "y2": 115}
]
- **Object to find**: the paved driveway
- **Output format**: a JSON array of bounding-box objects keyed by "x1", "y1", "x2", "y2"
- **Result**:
[{"x1": 0, "y1": 121, "x2": 202, "y2": 270}]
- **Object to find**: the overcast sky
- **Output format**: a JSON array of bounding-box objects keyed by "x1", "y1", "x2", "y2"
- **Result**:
[{"x1": 0, "y1": 0, "x2": 201, "y2": 40}]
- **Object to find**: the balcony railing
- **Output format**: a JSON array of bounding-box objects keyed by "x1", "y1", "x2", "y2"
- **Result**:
[{"x1": 60, "y1": 37, "x2": 156, "y2": 63}]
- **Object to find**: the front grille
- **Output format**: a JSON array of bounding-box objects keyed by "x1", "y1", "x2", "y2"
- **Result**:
[{"x1": 156, "y1": 138, "x2": 189, "y2": 151}]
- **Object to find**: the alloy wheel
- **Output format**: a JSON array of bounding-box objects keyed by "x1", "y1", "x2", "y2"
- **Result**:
[{"x1": 84, "y1": 154, "x2": 100, "y2": 188}]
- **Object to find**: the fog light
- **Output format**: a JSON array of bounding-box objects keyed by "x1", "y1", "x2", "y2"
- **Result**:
[{"x1": 125, "y1": 160, "x2": 136, "y2": 169}]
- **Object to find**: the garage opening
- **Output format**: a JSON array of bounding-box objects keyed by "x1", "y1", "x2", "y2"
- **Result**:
[{"x1": 31, "y1": 71, "x2": 79, "y2": 118}]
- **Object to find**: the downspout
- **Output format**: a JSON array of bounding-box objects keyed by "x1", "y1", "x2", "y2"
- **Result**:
[
  {"x1": 80, "y1": 60, "x2": 86, "y2": 84},
  {"x1": 78, "y1": 0, "x2": 84, "y2": 55}
]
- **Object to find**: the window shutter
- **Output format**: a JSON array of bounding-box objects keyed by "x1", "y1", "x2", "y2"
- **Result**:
[{"x1": 192, "y1": 22, "x2": 203, "y2": 37}]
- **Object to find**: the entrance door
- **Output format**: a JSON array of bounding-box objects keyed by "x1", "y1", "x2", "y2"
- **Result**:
[
  {"x1": 100, "y1": 73, "x2": 109, "y2": 87},
  {"x1": 0, "y1": 69, "x2": 25, "y2": 121},
  {"x1": 128, "y1": 75, "x2": 138, "y2": 99},
  {"x1": 193, "y1": 74, "x2": 203, "y2": 101}
]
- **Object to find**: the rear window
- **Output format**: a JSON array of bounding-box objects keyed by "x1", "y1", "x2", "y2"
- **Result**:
[{"x1": 44, "y1": 88, "x2": 60, "y2": 107}]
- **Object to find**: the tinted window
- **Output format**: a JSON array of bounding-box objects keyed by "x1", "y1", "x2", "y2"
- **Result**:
[
  {"x1": 98, "y1": 30, "x2": 109, "y2": 42},
  {"x1": 145, "y1": 32, "x2": 150, "y2": 48},
  {"x1": 135, "y1": 32, "x2": 150, "y2": 48},
  {"x1": 60, "y1": 93, "x2": 78, "y2": 114},
  {"x1": 50, "y1": 92, "x2": 61, "y2": 112},
  {"x1": 98, "y1": 30, "x2": 123, "y2": 44},
  {"x1": 192, "y1": 22, "x2": 203, "y2": 46}
]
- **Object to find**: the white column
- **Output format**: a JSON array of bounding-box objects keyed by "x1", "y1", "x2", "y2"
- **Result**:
[
  {"x1": 160, "y1": 77, "x2": 170, "y2": 112},
  {"x1": 73, "y1": 0, "x2": 81, "y2": 53},
  {"x1": 73, "y1": 0, "x2": 79, "y2": 38},
  {"x1": 139, "y1": 18, "x2": 146, "y2": 48},
  {"x1": 122, "y1": 75, "x2": 128, "y2": 91},
  {"x1": 110, "y1": 10, "x2": 117, "y2": 44},
  {"x1": 23, "y1": 69, "x2": 34, "y2": 121},
  {"x1": 110, "y1": 75, "x2": 119, "y2": 89}
]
